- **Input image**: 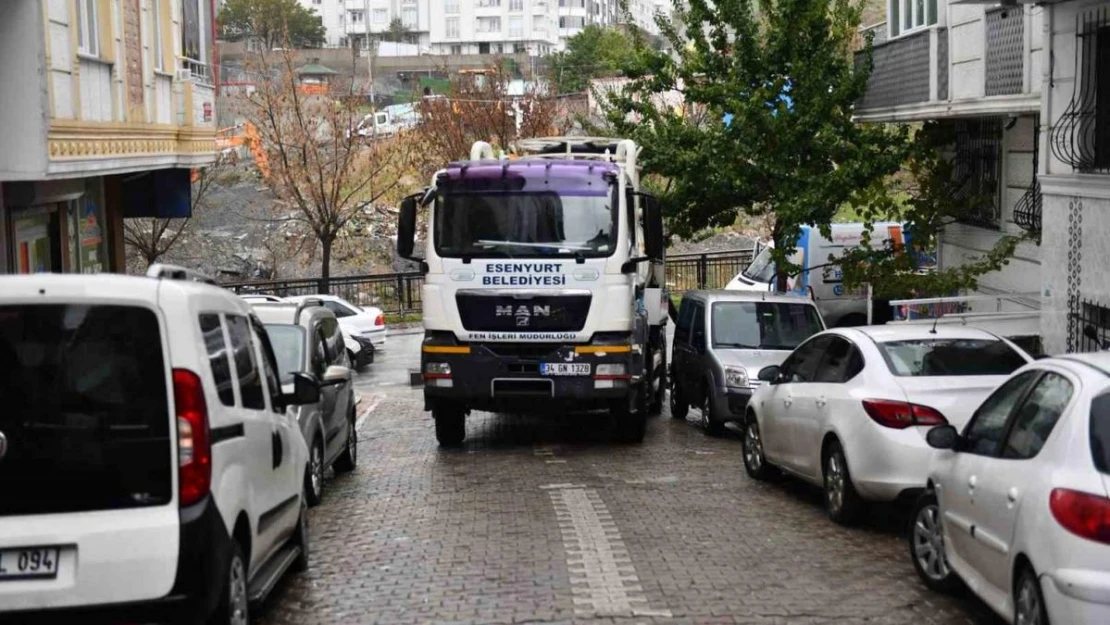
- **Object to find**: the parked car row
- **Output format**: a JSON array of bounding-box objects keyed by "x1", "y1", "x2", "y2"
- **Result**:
[
  {"x1": 672, "y1": 289, "x2": 1110, "y2": 624},
  {"x1": 242, "y1": 293, "x2": 387, "y2": 370},
  {"x1": 0, "y1": 267, "x2": 366, "y2": 624}
]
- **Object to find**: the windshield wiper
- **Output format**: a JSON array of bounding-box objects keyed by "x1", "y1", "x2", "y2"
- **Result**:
[
  {"x1": 476, "y1": 240, "x2": 592, "y2": 251},
  {"x1": 715, "y1": 342, "x2": 758, "y2": 349}
]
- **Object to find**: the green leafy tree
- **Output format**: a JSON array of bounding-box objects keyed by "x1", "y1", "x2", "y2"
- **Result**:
[
  {"x1": 837, "y1": 123, "x2": 1026, "y2": 300},
  {"x1": 219, "y1": 0, "x2": 326, "y2": 49},
  {"x1": 549, "y1": 25, "x2": 638, "y2": 94},
  {"x1": 606, "y1": 0, "x2": 911, "y2": 289},
  {"x1": 382, "y1": 18, "x2": 414, "y2": 44}
]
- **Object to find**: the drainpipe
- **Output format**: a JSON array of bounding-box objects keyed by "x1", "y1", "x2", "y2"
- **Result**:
[{"x1": 211, "y1": 0, "x2": 220, "y2": 97}]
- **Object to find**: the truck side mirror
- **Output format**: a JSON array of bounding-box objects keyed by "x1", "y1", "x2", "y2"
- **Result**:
[
  {"x1": 397, "y1": 193, "x2": 420, "y2": 259},
  {"x1": 642, "y1": 194, "x2": 664, "y2": 261}
]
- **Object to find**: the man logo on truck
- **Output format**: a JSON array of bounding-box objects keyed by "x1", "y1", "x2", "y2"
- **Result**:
[{"x1": 496, "y1": 304, "x2": 551, "y2": 327}]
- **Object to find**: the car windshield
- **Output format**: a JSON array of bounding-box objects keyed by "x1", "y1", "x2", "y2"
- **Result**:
[
  {"x1": 742, "y1": 247, "x2": 776, "y2": 283},
  {"x1": 1092, "y1": 389, "x2": 1110, "y2": 474},
  {"x1": 711, "y1": 302, "x2": 824, "y2": 350},
  {"x1": 877, "y1": 338, "x2": 1027, "y2": 377},
  {"x1": 435, "y1": 190, "x2": 616, "y2": 258},
  {"x1": 265, "y1": 323, "x2": 305, "y2": 384}
]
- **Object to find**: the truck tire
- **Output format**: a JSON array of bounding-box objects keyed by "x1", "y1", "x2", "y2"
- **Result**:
[
  {"x1": 614, "y1": 403, "x2": 646, "y2": 443},
  {"x1": 434, "y1": 407, "x2": 465, "y2": 447},
  {"x1": 648, "y1": 345, "x2": 666, "y2": 416}
]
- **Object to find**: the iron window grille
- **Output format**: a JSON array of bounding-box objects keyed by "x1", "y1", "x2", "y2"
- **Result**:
[
  {"x1": 1013, "y1": 123, "x2": 1042, "y2": 238},
  {"x1": 952, "y1": 118, "x2": 1003, "y2": 229},
  {"x1": 1068, "y1": 295, "x2": 1110, "y2": 353},
  {"x1": 1050, "y1": 6, "x2": 1110, "y2": 173}
]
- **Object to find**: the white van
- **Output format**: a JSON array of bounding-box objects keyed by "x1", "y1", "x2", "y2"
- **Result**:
[{"x1": 726, "y1": 222, "x2": 929, "y2": 327}]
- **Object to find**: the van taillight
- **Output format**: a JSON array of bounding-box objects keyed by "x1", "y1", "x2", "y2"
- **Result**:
[
  {"x1": 375, "y1": 313, "x2": 385, "y2": 326},
  {"x1": 174, "y1": 369, "x2": 211, "y2": 507},
  {"x1": 1050, "y1": 488, "x2": 1110, "y2": 545},
  {"x1": 862, "y1": 399, "x2": 948, "y2": 429}
]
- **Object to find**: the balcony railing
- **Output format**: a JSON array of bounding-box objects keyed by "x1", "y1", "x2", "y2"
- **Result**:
[
  {"x1": 854, "y1": 29, "x2": 937, "y2": 112},
  {"x1": 1050, "y1": 5, "x2": 1110, "y2": 173}
]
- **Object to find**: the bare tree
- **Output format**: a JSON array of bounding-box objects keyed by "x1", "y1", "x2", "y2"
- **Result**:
[
  {"x1": 123, "y1": 153, "x2": 235, "y2": 271},
  {"x1": 238, "y1": 47, "x2": 412, "y2": 289}
]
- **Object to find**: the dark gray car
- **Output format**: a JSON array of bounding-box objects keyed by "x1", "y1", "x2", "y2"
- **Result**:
[
  {"x1": 253, "y1": 301, "x2": 358, "y2": 506},
  {"x1": 670, "y1": 290, "x2": 826, "y2": 435}
]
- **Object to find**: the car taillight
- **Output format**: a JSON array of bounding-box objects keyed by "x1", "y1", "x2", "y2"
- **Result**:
[
  {"x1": 375, "y1": 313, "x2": 385, "y2": 326},
  {"x1": 174, "y1": 369, "x2": 211, "y2": 507},
  {"x1": 1050, "y1": 488, "x2": 1110, "y2": 545},
  {"x1": 862, "y1": 399, "x2": 948, "y2": 429}
]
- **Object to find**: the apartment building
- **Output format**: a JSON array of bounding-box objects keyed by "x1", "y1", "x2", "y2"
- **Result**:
[
  {"x1": 855, "y1": 0, "x2": 1110, "y2": 355},
  {"x1": 0, "y1": 0, "x2": 219, "y2": 274}
]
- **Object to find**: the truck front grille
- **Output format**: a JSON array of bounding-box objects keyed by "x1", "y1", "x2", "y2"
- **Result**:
[{"x1": 456, "y1": 293, "x2": 591, "y2": 332}]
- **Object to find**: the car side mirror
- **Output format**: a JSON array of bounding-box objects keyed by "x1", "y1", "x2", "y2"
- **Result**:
[
  {"x1": 397, "y1": 193, "x2": 420, "y2": 259},
  {"x1": 926, "y1": 425, "x2": 960, "y2": 450},
  {"x1": 284, "y1": 372, "x2": 321, "y2": 407},
  {"x1": 639, "y1": 193, "x2": 664, "y2": 261},
  {"x1": 757, "y1": 365, "x2": 781, "y2": 383},
  {"x1": 322, "y1": 364, "x2": 352, "y2": 386}
]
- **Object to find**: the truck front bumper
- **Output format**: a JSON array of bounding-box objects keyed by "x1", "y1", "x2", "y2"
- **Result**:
[{"x1": 420, "y1": 333, "x2": 638, "y2": 413}]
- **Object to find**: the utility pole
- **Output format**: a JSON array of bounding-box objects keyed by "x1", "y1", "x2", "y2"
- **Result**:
[{"x1": 364, "y1": 0, "x2": 374, "y2": 105}]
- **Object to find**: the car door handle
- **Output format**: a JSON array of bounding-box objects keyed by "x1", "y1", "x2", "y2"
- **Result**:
[
  {"x1": 968, "y1": 475, "x2": 977, "y2": 492},
  {"x1": 783, "y1": 397, "x2": 793, "y2": 407},
  {"x1": 816, "y1": 397, "x2": 827, "y2": 407},
  {"x1": 1007, "y1": 487, "x2": 1019, "y2": 504}
]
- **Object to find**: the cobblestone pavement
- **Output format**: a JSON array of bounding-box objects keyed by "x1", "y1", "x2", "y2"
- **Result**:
[{"x1": 259, "y1": 336, "x2": 1002, "y2": 625}]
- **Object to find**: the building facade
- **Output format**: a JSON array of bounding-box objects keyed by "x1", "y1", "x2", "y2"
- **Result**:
[
  {"x1": 0, "y1": 0, "x2": 219, "y2": 274},
  {"x1": 299, "y1": 0, "x2": 664, "y2": 55}
]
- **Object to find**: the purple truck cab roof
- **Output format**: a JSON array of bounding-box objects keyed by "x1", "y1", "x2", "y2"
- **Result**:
[{"x1": 440, "y1": 158, "x2": 619, "y2": 197}]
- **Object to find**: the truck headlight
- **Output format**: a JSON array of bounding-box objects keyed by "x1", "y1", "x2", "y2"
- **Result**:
[
  {"x1": 595, "y1": 363, "x2": 627, "y2": 377},
  {"x1": 724, "y1": 366, "x2": 749, "y2": 389},
  {"x1": 425, "y1": 362, "x2": 451, "y2": 376}
]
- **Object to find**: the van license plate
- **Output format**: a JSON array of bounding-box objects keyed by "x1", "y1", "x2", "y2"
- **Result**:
[
  {"x1": 540, "y1": 363, "x2": 591, "y2": 376},
  {"x1": 0, "y1": 547, "x2": 61, "y2": 581}
]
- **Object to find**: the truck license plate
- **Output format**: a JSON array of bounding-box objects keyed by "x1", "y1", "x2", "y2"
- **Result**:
[
  {"x1": 0, "y1": 547, "x2": 61, "y2": 581},
  {"x1": 540, "y1": 363, "x2": 591, "y2": 376}
]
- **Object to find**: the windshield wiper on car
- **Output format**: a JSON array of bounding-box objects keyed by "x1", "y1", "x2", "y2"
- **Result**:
[{"x1": 714, "y1": 342, "x2": 758, "y2": 349}]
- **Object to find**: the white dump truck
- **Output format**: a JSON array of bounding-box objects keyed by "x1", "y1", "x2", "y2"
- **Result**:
[{"x1": 395, "y1": 137, "x2": 668, "y2": 446}]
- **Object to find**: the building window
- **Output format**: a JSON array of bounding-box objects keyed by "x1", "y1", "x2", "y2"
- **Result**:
[
  {"x1": 951, "y1": 118, "x2": 1002, "y2": 229},
  {"x1": 479, "y1": 42, "x2": 490, "y2": 54},
  {"x1": 478, "y1": 0, "x2": 501, "y2": 6},
  {"x1": 450, "y1": 44, "x2": 463, "y2": 55},
  {"x1": 446, "y1": 17, "x2": 459, "y2": 38},
  {"x1": 75, "y1": 0, "x2": 99, "y2": 57},
  {"x1": 445, "y1": 0, "x2": 459, "y2": 13},
  {"x1": 373, "y1": 9, "x2": 388, "y2": 23},
  {"x1": 510, "y1": 0, "x2": 523, "y2": 11},
  {"x1": 402, "y1": 7, "x2": 417, "y2": 28},
  {"x1": 888, "y1": 0, "x2": 937, "y2": 39},
  {"x1": 509, "y1": 16, "x2": 523, "y2": 37},
  {"x1": 514, "y1": 43, "x2": 525, "y2": 53},
  {"x1": 559, "y1": 16, "x2": 585, "y2": 29},
  {"x1": 350, "y1": 10, "x2": 364, "y2": 22},
  {"x1": 150, "y1": 0, "x2": 163, "y2": 71},
  {"x1": 477, "y1": 17, "x2": 501, "y2": 32},
  {"x1": 1051, "y1": 11, "x2": 1110, "y2": 173}
]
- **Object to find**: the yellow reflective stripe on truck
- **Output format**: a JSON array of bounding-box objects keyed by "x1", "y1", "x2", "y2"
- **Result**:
[
  {"x1": 574, "y1": 345, "x2": 632, "y2": 354},
  {"x1": 422, "y1": 345, "x2": 471, "y2": 354}
]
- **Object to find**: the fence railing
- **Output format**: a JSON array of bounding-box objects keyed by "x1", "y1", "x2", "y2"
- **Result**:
[
  {"x1": 1069, "y1": 294, "x2": 1110, "y2": 353},
  {"x1": 222, "y1": 246, "x2": 757, "y2": 315}
]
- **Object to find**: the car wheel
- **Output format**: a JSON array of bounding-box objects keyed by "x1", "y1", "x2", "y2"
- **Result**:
[
  {"x1": 292, "y1": 498, "x2": 309, "y2": 573},
  {"x1": 669, "y1": 380, "x2": 689, "y2": 420},
  {"x1": 908, "y1": 491, "x2": 959, "y2": 593},
  {"x1": 434, "y1": 406, "x2": 465, "y2": 447},
  {"x1": 1015, "y1": 564, "x2": 1049, "y2": 625},
  {"x1": 650, "y1": 349, "x2": 667, "y2": 415},
  {"x1": 347, "y1": 349, "x2": 362, "y2": 372},
  {"x1": 742, "y1": 416, "x2": 777, "y2": 480},
  {"x1": 303, "y1": 437, "x2": 324, "y2": 507},
  {"x1": 209, "y1": 541, "x2": 249, "y2": 625},
  {"x1": 823, "y1": 440, "x2": 863, "y2": 525},
  {"x1": 333, "y1": 411, "x2": 358, "y2": 473},
  {"x1": 700, "y1": 386, "x2": 723, "y2": 437}
]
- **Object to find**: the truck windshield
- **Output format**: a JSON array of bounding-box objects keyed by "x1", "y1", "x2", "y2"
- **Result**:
[
  {"x1": 711, "y1": 302, "x2": 824, "y2": 350},
  {"x1": 743, "y1": 247, "x2": 776, "y2": 283},
  {"x1": 435, "y1": 190, "x2": 616, "y2": 258}
]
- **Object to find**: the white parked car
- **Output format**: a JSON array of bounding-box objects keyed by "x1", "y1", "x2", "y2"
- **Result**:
[
  {"x1": 240, "y1": 294, "x2": 284, "y2": 304},
  {"x1": 910, "y1": 352, "x2": 1110, "y2": 625},
  {"x1": 0, "y1": 266, "x2": 317, "y2": 624},
  {"x1": 742, "y1": 325, "x2": 1031, "y2": 524},
  {"x1": 285, "y1": 294, "x2": 387, "y2": 356}
]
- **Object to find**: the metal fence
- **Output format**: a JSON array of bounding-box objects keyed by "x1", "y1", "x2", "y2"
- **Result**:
[
  {"x1": 1068, "y1": 294, "x2": 1110, "y2": 353},
  {"x1": 222, "y1": 247, "x2": 757, "y2": 315}
]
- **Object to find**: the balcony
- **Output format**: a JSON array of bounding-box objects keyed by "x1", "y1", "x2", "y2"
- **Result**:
[{"x1": 854, "y1": 27, "x2": 945, "y2": 120}]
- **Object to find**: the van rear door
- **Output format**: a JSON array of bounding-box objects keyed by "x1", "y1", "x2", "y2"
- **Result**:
[{"x1": 0, "y1": 296, "x2": 180, "y2": 611}]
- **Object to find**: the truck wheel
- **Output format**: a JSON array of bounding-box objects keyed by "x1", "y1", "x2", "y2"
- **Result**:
[
  {"x1": 613, "y1": 403, "x2": 646, "y2": 443},
  {"x1": 670, "y1": 380, "x2": 688, "y2": 420},
  {"x1": 649, "y1": 348, "x2": 666, "y2": 416},
  {"x1": 434, "y1": 407, "x2": 465, "y2": 447}
]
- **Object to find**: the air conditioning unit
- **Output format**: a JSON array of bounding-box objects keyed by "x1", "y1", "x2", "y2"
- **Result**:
[{"x1": 175, "y1": 68, "x2": 193, "y2": 82}]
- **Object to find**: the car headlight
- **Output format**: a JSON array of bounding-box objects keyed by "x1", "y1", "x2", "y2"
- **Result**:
[{"x1": 724, "y1": 366, "x2": 749, "y2": 389}]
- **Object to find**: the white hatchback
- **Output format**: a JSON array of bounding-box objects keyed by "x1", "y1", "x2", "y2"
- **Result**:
[
  {"x1": 0, "y1": 267, "x2": 317, "y2": 625},
  {"x1": 910, "y1": 353, "x2": 1110, "y2": 625},
  {"x1": 742, "y1": 325, "x2": 1031, "y2": 524}
]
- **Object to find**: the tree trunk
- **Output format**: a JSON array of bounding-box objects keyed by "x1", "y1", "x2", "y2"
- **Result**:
[
  {"x1": 772, "y1": 219, "x2": 789, "y2": 293},
  {"x1": 320, "y1": 236, "x2": 333, "y2": 294}
]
